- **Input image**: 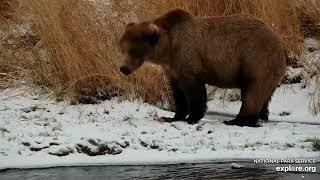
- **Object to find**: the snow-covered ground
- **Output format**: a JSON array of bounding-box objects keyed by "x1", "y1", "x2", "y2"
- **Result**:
[
  {"x1": 208, "y1": 78, "x2": 320, "y2": 125},
  {"x1": 0, "y1": 77, "x2": 319, "y2": 170}
]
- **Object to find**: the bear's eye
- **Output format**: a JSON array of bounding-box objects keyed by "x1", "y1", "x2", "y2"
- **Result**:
[{"x1": 146, "y1": 32, "x2": 159, "y2": 46}]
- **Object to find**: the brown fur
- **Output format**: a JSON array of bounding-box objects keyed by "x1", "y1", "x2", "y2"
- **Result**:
[{"x1": 119, "y1": 9, "x2": 287, "y2": 127}]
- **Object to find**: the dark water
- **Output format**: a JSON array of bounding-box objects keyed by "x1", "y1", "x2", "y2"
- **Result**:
[{"x1": 0, "y1": 161, "x2": 319, "y2": 180}]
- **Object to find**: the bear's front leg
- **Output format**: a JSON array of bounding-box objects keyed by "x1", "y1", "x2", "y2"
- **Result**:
[
  {"x1": 161, "y1": 77, "x2": 189, "y2": 122},
  {"x1": 182, "y1": 78, "x2": 207, "y2": 124}
]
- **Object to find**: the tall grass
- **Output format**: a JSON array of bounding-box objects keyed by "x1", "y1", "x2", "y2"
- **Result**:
[
  {"x1": 0, "y1": 0, "x2": 47, "y2": 90},
  {"x1": 1, "y1": 0, "x2": 320, "y2": 110},
  {"x1": 21, "y1": 0, "x2": 170, "y2": 104},
  {"x1": 0, "y1": 0, "x2": 16, "y2": 20}
]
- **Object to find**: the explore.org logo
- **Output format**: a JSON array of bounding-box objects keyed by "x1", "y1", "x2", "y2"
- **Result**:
[{"x1": 276, "y1": 165, "x2": 316, "y2": 173}]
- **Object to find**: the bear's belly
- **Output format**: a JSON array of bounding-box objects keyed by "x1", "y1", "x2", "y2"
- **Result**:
[
  {"x1": 204, "y1": 72, "x2": 242, "y2": 89},
  {"x1": 206, "y1": 79, "x2": 240, "y2": 89}
]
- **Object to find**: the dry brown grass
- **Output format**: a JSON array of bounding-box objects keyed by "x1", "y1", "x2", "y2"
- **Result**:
[
  {"x1": 18, "y1": 0, "x2": 170, "y2": 104},
  {"x1": 0, "y1": 0, "x2": 14, "y2": 19},
  {"x1": 1, "y1": 0, "x2": 320, "y2": 109},
  {"x1": 0, "y1": 0, "x2": 47, "y2": 91}
]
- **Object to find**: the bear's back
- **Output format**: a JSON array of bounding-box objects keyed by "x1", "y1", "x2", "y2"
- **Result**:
[{"x1": 155, "y1": 10, "x2": 285, "y2": 88}]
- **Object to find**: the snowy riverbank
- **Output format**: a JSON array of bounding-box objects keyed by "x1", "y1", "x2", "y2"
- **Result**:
[{"x1": 0, "y1": 78, "x2": 319, "y2": 170}]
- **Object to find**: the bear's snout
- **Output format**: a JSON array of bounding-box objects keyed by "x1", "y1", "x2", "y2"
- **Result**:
[{"x1": 120, "y1": 65, "x2": 132, "y2": 76}]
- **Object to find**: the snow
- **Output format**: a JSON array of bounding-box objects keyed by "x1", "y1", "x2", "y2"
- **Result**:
[
  {"x1": 0, "y1": 78, "x2": 319, "y2": 170},
  {"x1": 208, "y1": 78, "x2": 320, "y2": 124},
  {"x1": 305, "y1": 38, "x2": 320, "y2": 51}
]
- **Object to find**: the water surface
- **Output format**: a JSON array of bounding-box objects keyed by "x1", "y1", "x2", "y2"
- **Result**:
[{"x1": 1, "y1": 161, "x2": 319, "y2": 180}]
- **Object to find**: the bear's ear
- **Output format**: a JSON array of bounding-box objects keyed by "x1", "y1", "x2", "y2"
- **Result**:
[
  {"x1": 147, "y1": 23, "x2": 160, "y2": 46},
  {"x1": 126, "y1": 22, "x2": 136, "y2": 29}
]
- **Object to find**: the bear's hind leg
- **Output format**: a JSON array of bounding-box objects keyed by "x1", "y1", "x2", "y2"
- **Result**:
[
  {"x1": 224, "y1": 82, "x2": 271, "y2": 127},
  {"x1": 259, "y1": 87, "x2": 275, "y2": 121},
  {"x1": 161, "y1": 77, "x2": 189, "y2": 122},
  {"x1": 259, "y1": 97, "x2": 271, "y2": 121}
]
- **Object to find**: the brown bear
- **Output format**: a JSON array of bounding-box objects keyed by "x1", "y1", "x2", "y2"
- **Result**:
[{"x1": 119, "y1": 9, "x2": 287, "y2": 127}]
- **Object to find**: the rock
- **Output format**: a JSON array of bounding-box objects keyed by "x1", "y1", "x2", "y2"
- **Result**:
[
  {"x1": 231, "y1": 163, "x2": 243, "y2": 169},
  {"x1": 22, "y1": 142, "x2": 30, "y2": 146},
  {"x1": 49, "y1": 147, "x2": 74, "y2": 157},
  {"x1": 49, "y1": 142, "x2": 60, "y2": 146},
  {"x1": 29, "y1": 146, "x2": 49, "y2": 152},
  {"x1": 20, "y1": 106, "x2": 38, "y2": 113},
  {"x1": 196, "y1": 125, "x2": 203, "y2": 131},
  {"x1": 76, "y1": 140, "x2": 123, "y2": 156},
  {"x1": 279, "y1": 111, "x2": 291, "y2": 116},
  {"x1": 139, "y1": 140, "x2": 148, "y2": 147},
  {"x1": 0, "y1": 127, "x2": 9, "y2": 133}
]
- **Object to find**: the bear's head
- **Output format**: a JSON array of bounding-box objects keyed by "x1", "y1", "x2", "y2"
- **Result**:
[{"x1": 119, "y1": 22, "x2": 168, "y2": 75}]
